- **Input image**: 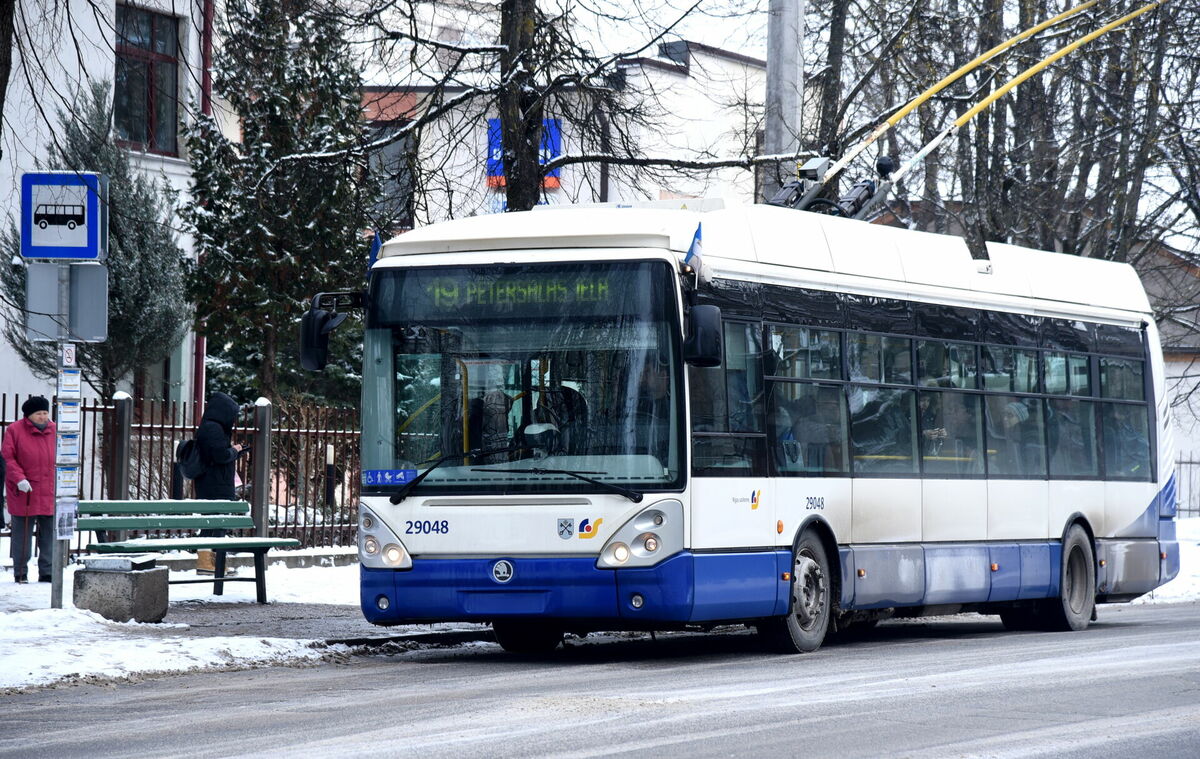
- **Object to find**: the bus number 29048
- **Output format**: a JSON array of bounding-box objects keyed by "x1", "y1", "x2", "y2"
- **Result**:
[
  {"x1": 406, "y1": 520, "x2": 450, "y2": 535},
  {"x1": 805, "y1": 497, "x2": 825, "y2": 510}
]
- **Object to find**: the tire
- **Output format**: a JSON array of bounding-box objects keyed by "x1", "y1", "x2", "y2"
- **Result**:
[
  {"x1": 1040, "y1": 524, "x2": 1096, "y2": 632},
  {"x1": 758, "y1": 531, "x2": 832, "y2": 653},
  {"x1": 67, "y1": 220, "x2": 77, "y2": 230},
  {"x1": 38, "y1": 220, "x2": 47, "y2": 229},
  {"x1": 492, "y1": 620, "x2": 564, "y2": 654}
]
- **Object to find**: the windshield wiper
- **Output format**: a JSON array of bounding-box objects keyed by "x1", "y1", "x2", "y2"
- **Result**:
[
  {"x1": 471, "y1": 467, "x2": 643, "y2": 503},
  {"x1": 389, "y1": 445, "x2": 529, "y2": 504}
]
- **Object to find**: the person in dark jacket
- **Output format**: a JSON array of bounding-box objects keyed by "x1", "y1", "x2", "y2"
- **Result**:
[
  {"x1": 3, "y1": 397, "x2": 56, "y2": 582},
  {"x1": 193, "y1": 392, "x2": 244, "y2": 537}
]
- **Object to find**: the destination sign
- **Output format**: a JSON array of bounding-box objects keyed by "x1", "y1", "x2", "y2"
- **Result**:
[
  {"x1": 370, "y1": 263, "x2": 667, "y2": 325},
  {"x1": 424, "y1": 276, "x2": 611, "y2": 310}
]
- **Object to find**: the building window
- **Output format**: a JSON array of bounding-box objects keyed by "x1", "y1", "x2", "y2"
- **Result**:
[
  {"x1": 369, "y1": 123, "x2": 416, "y2": 233},
  {"x1": 115, "y1": 5, "x2": 179, "y2": 154}
]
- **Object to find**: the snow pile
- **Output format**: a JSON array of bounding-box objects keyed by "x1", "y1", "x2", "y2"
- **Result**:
[
  {"x1": 0, "y1": 606, "x2": 343, "y2": 690},
  {"x1": 0, "y1": 557, "x2": 359, "y2": 692}
]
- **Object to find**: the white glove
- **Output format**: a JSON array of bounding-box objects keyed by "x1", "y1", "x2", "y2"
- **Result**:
[{"x1": 17, "y1": 480, "x2": 32, "y2": 493}]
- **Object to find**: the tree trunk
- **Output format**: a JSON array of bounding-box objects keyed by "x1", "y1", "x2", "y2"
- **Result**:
[
  {"x1": 0, "y1": 0, "x2": 14, "y2": 160},
  {"x1": 499, "y1": 0, "x2": 544, "y2": 212},
  {"x1": 816, "y1": 0, "x2": 851, "y2": 154}
]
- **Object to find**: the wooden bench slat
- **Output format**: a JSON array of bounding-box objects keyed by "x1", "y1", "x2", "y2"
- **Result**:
[
  {"x1": 86, "y1": 537, "x2": 300, "y2": 553},
  {"x1": 77, "y1": 501, "x2": 251, "y2": 516},
  {"x1": 76, "y1": 516, "x2": 254, "y2": 531}
]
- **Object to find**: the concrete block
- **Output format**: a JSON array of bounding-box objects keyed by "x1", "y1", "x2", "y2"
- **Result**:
[{"x1": 73, "y1": 567, "x2": 169, "y2": 623}]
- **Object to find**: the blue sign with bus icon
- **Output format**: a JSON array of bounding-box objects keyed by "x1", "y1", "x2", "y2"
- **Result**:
[{"x1": 21, "y1": 172, "x2": 106, "y2": 261}]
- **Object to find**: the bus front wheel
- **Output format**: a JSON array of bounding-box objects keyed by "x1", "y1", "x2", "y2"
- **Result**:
[
  {"x1": 758, "y1": 531, "x2": 831, "y2": 654},
  {"x1": 492, "y1": 620, "x2": 564, "y2": 654}
]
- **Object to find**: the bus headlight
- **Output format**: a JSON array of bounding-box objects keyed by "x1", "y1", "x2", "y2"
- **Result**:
[
  {"x1": 383, "y1": 543, "x2": 409, "y2": 567},
  {"x1": 605, "y1": 542, "x2": 631, "y2": 565},
  {"x1": 596, "y1": 500, "x2": 684, "y2": 569},
  {"x1": 359, "y1": 504, "x2": 413, "y2": 570}
]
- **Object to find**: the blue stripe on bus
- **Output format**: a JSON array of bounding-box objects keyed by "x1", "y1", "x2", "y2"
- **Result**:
[
  {"x1": 360, "y1": 557, "x2": 619, "y2": 624},
  {"x1": 1158, "y1": 472, "x2": 1178, "y2": 518},
  {"x1": 361, "y1": 552, "x2": 789, "y2": 625}
]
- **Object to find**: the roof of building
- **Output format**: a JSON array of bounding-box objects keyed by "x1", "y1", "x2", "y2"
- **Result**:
[{"x1": 379, "y1": 203, "x2": 1152, "y2": 320}]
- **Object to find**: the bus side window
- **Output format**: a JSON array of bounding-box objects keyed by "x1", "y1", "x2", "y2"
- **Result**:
[
  {"x1": 690, "y1": 321, "x2": 766, "y2": 476},
  {"x1": 1101, "y1": 403, "x2": 1151, "y2": 480},
  {"x1": 984, "y1": 396, "x2": 1047, "y2": 477}
]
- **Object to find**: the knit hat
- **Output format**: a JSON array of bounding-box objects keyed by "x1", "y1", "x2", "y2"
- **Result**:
[
  {"x1": 1005, "y1": 401, "x2": 1029, "y2": 423},
  {"x1": 22, "y1": 396, "x2": 50, "y2": 417}
]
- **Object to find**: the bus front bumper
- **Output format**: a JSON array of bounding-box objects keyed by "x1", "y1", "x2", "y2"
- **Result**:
[{"x1": 360, "y1": 550, "x2": 790, "y2": 626}]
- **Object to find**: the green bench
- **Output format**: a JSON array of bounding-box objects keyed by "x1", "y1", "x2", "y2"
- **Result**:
[{"x1": 76, "y1": 500, "x2": 301, "y2": 604}]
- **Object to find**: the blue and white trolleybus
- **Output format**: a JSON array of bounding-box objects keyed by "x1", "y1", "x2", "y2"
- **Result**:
[{"x1": 302, "y1": 203, "x2": 1179, "y2": 653}]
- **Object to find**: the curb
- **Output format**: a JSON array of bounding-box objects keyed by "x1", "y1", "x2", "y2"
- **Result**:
[{"x1": 324, "y1": 629, "x2": 494, "y2": 648}]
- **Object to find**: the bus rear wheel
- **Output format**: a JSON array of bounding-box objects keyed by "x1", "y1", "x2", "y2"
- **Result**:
[
  {"x1": 492, "y1": 620, "x2": 564, "y2": 654},
  {"x1": 1040, "y1": 524, "x2": 1096, "y2": 632},
  {"x1": 758, "y1": 531, "x2": 831, "y2": 654}
]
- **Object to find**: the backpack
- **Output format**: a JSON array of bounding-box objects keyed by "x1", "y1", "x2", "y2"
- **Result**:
[{"x1": 177, "y1": 439, "x2": 205, "y2": 480}]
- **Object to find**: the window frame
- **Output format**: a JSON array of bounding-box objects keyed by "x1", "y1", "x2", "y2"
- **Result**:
[
  {"x1": 115, "y1": 4, "x2": 180, "y2": 156},
  {"x1": 690, "y1": 318, "x2": 768, "y2": 477}
]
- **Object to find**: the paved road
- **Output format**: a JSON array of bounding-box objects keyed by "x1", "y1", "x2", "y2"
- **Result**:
[{"x1": 4, "y1": 604, "x2": 1200, "y2": 758}]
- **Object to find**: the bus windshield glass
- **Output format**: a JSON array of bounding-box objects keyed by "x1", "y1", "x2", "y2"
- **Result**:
[{"x1": 361, "y1": 261, "x2": 683, "y2": 495}]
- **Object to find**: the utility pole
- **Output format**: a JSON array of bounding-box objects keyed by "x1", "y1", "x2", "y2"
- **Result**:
[{"x1": 763, "y1": 0, "x2": 806, "y2": 201}]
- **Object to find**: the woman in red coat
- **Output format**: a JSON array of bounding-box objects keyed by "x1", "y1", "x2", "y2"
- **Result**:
[{"x1": 2, "y1": 396, "x2": 56, "y2": 583}]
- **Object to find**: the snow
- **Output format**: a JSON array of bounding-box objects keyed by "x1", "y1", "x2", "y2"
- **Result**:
[
  {"x1": 1, "y1": 519, "x2": 1197, "y2": 691},
  {"x1": 0, "y1": 557, "x2": 360, "y2": 691}
]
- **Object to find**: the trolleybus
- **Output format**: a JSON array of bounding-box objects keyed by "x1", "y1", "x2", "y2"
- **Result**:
[{"x1": 302, "y1": 203, "x2": 1179, "y2": 653}]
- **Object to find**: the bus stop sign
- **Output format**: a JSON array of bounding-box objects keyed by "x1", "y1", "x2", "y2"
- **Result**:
[{"x1": 21, "y1": 172, "x2": 107, "y2": 261}]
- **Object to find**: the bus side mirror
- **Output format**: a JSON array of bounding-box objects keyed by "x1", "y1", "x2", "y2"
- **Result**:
[
  {"x1": 300, "y1": 291, "x2": 365, "y2": 371},
  {"x1": 300, "y1": 301, "x2": 348, "y2": 371},
  {"x1": 684, "y1": 305, "x2": 722, "y2": 367}
]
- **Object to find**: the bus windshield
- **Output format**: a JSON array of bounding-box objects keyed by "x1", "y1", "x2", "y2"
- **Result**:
[{"x1": 361, "y1": 260, "x2": 683, "y2": 495}]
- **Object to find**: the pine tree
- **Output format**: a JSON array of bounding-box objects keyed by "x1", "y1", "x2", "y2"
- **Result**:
[
  {"x1": 0, "y1": 82, "x2": 190, "y2": 399},
  {"x1": 184, "y1": 0, "x2": 377, "y2": 404}
]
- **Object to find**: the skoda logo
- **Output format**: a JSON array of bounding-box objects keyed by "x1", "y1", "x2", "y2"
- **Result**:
[{"x1": 492, "y1": 560, "x2": 514, "y2": 584}]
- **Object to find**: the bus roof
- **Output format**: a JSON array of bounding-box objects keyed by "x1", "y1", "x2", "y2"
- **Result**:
[{"x1": 378, "y1": 204, "x2": 1151, "y2": 317}]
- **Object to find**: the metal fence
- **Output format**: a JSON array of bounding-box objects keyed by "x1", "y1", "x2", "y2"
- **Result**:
[
  {"x1": 1, "y1": 392, "x2": 361, "y2": 547},
  {"x1": 1174, "y1": 458, "x2": 1200, "y2": 518}
]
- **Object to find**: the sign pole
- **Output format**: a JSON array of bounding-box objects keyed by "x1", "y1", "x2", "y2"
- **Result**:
[{"x1": 50, "y1": 265, "x2": 71, "y2": 608}]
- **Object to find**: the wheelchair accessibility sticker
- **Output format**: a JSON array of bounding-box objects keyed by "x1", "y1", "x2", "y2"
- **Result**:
[{"x1": 362, "y1": 469, "x2": 418, "y2": 486}]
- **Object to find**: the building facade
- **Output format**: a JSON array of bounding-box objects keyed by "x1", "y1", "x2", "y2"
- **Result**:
[{"x1": 1, "y1": 0, "x2": 212, "y2": 405}]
